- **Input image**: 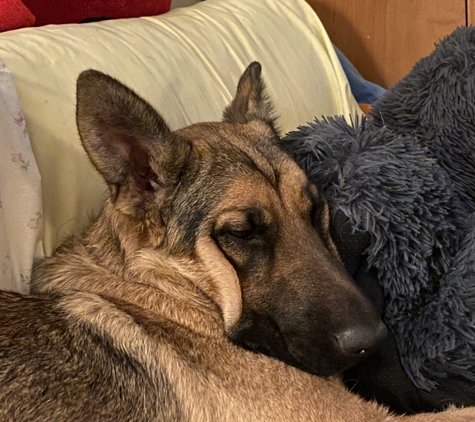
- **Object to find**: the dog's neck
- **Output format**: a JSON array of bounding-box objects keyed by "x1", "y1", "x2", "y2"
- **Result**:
[{"x1": 32, "y1": 202, "x2": 225, "y2": 338}]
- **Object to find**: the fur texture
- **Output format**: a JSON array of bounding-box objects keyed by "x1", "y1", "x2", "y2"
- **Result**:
[
  {"x1": 0, "y1": 63, "x2": 389, "y2": 420},
  {"x1": 1, "y1": 62, "x2": 473, "y2": 421},
  {"x1": 282, "y1": 27, "x2": 475, "y2": 390}
]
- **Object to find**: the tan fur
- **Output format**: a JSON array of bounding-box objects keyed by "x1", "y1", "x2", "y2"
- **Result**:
[{"x1": 0, "y1": 62, "x2": 473, "y2": 421}]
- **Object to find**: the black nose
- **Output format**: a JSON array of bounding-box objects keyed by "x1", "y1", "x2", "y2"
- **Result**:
[{"x1": 334, "y1": 321, "x2": 387, "y2": 358}]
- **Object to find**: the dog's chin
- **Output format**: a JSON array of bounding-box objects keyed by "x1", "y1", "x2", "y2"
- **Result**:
[
  {"x1": 284, "y1": 340, "x2": 350, "y2": 377},
  {"x1": 240, "y1": 341, "x2": 338, "y2": 377},
  {"x1": 229, "y1": 317, "x2": 348, "y2": 377}
]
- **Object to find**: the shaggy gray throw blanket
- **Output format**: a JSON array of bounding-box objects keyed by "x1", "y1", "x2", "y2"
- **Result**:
[{"x1": 282, "y1": 27, "x2": 475, "y2": 391}]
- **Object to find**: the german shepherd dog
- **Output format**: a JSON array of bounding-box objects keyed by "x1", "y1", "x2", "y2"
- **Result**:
[{"x1": 0, "y1": 63, "x2": 473, "y2": 421}]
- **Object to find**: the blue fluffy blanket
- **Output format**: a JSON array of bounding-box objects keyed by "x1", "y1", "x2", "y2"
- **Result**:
[{"x1": 283, "y1": 27, "x2": 475, "y2": 391}]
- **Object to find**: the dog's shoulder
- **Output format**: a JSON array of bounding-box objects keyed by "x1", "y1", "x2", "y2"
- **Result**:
[{"x1": 0, "y1": 290, "x2": 183, "y2": 421}]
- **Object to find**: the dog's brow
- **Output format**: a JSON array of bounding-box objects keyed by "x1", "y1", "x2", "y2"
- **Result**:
[
  {"x1": 217, "y1": 206, "x2": 271, "y2": 227},
  {"x1": 239, "y1": 148, "x2": 279, "y2": 190},
  {"x1": 216, "y1": 209, "x2": 248, "y2": 224}
]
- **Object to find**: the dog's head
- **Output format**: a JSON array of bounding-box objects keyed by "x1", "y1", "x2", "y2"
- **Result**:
[{"x1": 76, "y1": 63, "x2": 386, "y2": 376}]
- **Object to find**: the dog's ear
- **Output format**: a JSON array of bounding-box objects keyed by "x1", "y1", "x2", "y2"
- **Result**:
[
  {"x1": 195, "y1": 237, "x2": 242, "y2": 333},
  {"x1": 223, "y1": 62, "x2": 277, "y2": 129},
  {"x1": 76, "y1": 70, "x2": 191, "y2": 217}
]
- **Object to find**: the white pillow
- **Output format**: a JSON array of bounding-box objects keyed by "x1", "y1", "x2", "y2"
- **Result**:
[
  {"x1": 0, "y1": 61, "x2": 42, "y2": 293},
  {"x1": 0, "y1": 0, "x2": 359, "y2": 291}
]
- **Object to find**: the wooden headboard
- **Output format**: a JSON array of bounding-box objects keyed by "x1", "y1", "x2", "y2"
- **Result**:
[{"x1": 306, "y1": 0, "x2": 469, "y2": 88}]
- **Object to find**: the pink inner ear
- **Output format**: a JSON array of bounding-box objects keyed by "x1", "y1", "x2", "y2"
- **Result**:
[
  {"x1": 129, "y1": 143, "x2": 157, "y2": 192},
  {"x1": 113, "y1": 134, "x2": 133, "y2": 159},
  {"x1": 113, "y1": 133, "x2": 157, "y2": 192}
]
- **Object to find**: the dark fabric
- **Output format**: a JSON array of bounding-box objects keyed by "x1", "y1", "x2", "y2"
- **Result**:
[
  {"x1": 280, "y1": 26, "x2": 475, "y2": 413},
  {"x1": 369, "y1": 28, "x2": 475, "y2": 214},
  {"x1": 331, "y1": 211, "x2": 475, "y2": 414}
]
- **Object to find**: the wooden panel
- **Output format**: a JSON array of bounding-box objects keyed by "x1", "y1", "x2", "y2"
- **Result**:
[
  {"x1": 468, "y1": 0, "x2": 475, "y2": 25},
  {"x1": 306, "y1": 0, "x2": 466, "y2": 88}
]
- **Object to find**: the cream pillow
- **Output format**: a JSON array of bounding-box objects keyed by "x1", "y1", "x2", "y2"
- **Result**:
[{"x1": 0, "y1": 0, "x2": 359, "y2": 263}]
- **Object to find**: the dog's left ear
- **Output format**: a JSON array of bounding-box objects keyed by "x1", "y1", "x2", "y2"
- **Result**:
[
  {"x1": 76, "y1": 70, "x2": 191, "y2": 218},
  {"x1": 223, "y1": 62, "x2": 277, "y2": 129},
  {"x1": 195, "y1": 237, "x2": 241, "y2": 333}
]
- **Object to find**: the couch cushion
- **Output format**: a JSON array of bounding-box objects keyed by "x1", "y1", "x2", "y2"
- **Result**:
[{"x1": 0, "y1": 0, "x2": 359, "y2": 259}]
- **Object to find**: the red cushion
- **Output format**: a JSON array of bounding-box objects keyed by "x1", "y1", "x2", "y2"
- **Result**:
[
  {"x1": 0, "y1": 0, "x2": 35, "y2": 32},
  {"x1": 21, "y1": 0, "x2": 171, "y2": 26}
]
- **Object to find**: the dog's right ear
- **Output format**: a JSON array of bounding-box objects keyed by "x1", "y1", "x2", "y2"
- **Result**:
[
  {"x1": 223, "y1": 62, "x2": 277, "y2": 130},
  {"x1": 76, "y1": 70, "x2": 191, "y2": 217}
]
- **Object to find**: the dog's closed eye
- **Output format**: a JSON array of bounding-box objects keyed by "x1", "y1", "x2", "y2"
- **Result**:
[
  {"x1": 217, "y1": 220, "x2": 260, "y2": 242},
  {"x1": 214, "y1": 208, "x2": 271, "y2": 246},
  {"x1": 226, "y1": 225, "x2": 255, "y2": 240}
]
